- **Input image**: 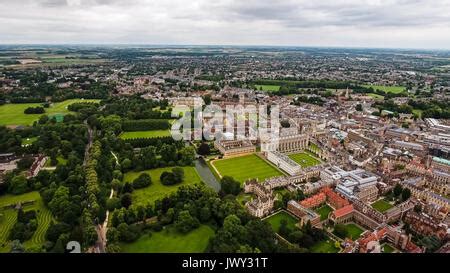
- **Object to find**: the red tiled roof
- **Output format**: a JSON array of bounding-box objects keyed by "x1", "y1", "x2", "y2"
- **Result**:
[{"x1": 332, "y1": 204, "x2": 354, "y2": 218}]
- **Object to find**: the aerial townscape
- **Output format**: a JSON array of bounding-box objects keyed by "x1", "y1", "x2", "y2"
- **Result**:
[
  {"x1": 0, "y1": 1, "x2": 450, "y2": 260},
  {"x1": 0, "y1": 45, "x2": 449, "y2": 254}
]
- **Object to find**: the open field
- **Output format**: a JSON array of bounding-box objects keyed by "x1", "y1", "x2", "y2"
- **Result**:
[
  {"x1": 254, "y1": 84, "x2": 280, "y2": 92},
  {"x1": 120, "y1": 225, "x2": 214, "y2": 253},
  {"x1": 371, "y1": 199, "x2": 394, "y2": 213},
  {"x1": 211, "y1": 154, "x2": 284, "y2": 183},
  {"x1": 124, "y1": 166, "x2": 202, "y2": 207},
  {"x1": 264, "y1": 211, "x2": 298, "y2": 233},
  {"x1": 363, "y1": 85, "x2": 406, "y2": 94},
  {"x1": 0, "y1": 99, "x2": 100, "y2": 126},
  {"x1": 310, "y1": 237, "x2": 340, "y2": 253},
  {"x1": 0, "y1": 191, "x2": 54, "y2": 252},
  {"x1": 288, "y1": 152, "x2": 321, "y2": 168},
  {"x1": 119, "y1": 130, "x2": 171, "y2": 139},
  {"x1": 315, "y1": 205, "x2": 333, "y2": 221}
]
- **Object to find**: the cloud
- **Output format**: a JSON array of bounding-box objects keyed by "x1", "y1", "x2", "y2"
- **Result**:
[{"x1": 0, "y1": 0, "x2": 450, "y2": 48}]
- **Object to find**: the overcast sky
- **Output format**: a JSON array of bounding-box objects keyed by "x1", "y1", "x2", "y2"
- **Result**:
[{"x1": 1, "y1": 0, "x2": 450, "y2": 49}]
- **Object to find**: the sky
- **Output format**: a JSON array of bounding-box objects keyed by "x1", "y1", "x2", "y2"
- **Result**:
[{"x1": 1, "y1": 0, "x2": 450, "y2": 49}]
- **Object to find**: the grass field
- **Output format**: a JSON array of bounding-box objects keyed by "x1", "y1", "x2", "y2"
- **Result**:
[
  {"x1": 254, "y1": 85, "x2": 280, "y2": 92},
  {"x1": 288, "y1": 152, "x2": 321, "y2": 168},
  {"x1": 334, "y1": 223, "x2": 365, "y2": 240},
  {"x1": 315, "y1": 205, "x2": 333, "y2": 221},
  {"x1": 0, "y1": 191, "x2": 54, "y2": 253},
  {"x1": 124, "y1": 166, "x2": 202, "y2": 207},
  {"x1": 363, "y1": 85, "x2": 406, "y2": 94},
  {"x1": 264, "y1": 211, "x2": 298, "y2": 233},
  {"x1": 371, "y1": 199, "x2": 394, "y2": 213},
  {"x1": 120, "y1": 225, "x2": 214, "y2": 253},
  {"x1": 382, "y1": 243, "x2": 396, "y2": 253},
  {"x1": 367, "y1": 93, "x2": 385, "y2": 99},
  {"x1": 211, "y1": 154, "x2": 284, "y2": 183},
  {"x1": 0, "y1": 99, "x2": 100, "y2": 126},
  {"x1": 119, "y1": 130, "x2": 171, "y2": 139},
  {"x1": 310, "y1": 238, "x2": 340, "y2": 253}
]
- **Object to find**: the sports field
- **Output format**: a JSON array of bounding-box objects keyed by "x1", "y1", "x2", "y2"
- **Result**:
[
  {"x1": 288, "y1": 152, "x2": 321, "y2": 168},
  {"x1": 363, "y1": 85, "x2": 406, "y2": 94},
  {"x1": 264, "y1": 211, "x2": 298, "y2": 233},
  {"x1": 254, "y1": 84, "x2": 280, "y2": 92},
  {"x1": 120, "y1": 225, "x2": 214, "y2": 253},
  {"x1": 211, "y1": 154, "x2": 284, "y2": 183},
  {"x1": 119, "y1": 130, "x2": 171, "y2": 139},
  {"x1": 0, "y1": 191, "x2": 54, "y2": 253},
  {"x1": 371, "y1": 199, "x2": 394, "y2": 213},
  {"x1": 124, "y1": 166, "x2": 202, "y2": 207},
  {"x1": 0, "y1": 99, "x2": 100, "y2": 126}
]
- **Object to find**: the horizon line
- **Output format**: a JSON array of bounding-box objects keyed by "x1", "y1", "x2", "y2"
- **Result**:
[{"x1": 0, "y1": 43, "x2": 449, "y2": 52}]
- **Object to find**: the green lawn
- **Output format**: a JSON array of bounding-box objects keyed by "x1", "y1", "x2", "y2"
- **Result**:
[
  {"x1": 334, "y1": 223, "x2": 365, "y2": 240},
  {"x1": 211, "y1": 154, "x2": 284, "y2": 183},
  {"x1": 0, "y1": 99, "x2": 100, "y2": 126},
  {"x1": 310, "y1": 238, "x2": 340, "y2": 253},
  {"x1": 119, "y1": 130, "x2": 171, "y2": 139},
  {"x1": 21, "y1": 137, "x2": 38, "y2": 146},
  {"x1": 315, "y1": 205, "x2": 333, "y2": 221},
  {"x1": 124, "y1": 166, "x2": 202, "y2": 207},
  {"x1": 382, "y1": 243, "x2": 396, "y2": 253},
  {"x1": 363, "y1": 85, "x2": 406, "y2": 94},
  {"x1": 288, "y1": 152, "x2": 321, "y2": 168},
  {"x1": 236, "y1": 193, "x2": 254, "y2": 207},
  {"x1": 254, "y1": 85, "x2": 280, "y2": 92},
  {"x1": 367, "y1": 93, "x2": 385, "y2": 99},
  {"x1": 0, "y1": 191, "x2": 54, "y2": 253},
  {"x1": 264, "y1": 211, "x2": 298, "y2": 233},
  {"x1": 120, "y1": 225, "x2": 214, "y2": 253},
  {"x1": 371, "y1": 199, "x2": 394, "y2": 213}
]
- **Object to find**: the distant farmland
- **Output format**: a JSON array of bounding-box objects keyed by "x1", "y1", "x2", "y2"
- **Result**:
[{"x1": 363, "y1": 85, "x2": 406, "y2": 94}]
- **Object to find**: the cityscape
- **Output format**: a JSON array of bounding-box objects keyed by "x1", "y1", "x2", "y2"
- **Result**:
[{"x1": 0, "y1": 0, "x2": 449, "y2": 259}]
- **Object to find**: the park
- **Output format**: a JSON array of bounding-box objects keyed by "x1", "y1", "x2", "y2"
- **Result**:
[
  {"x1": 0, "y1": 191, "x2": 54, "y2": 252},
  {"x1": 120, "y1": 225, "x2": 214, "y2": 253},
  {"x1": 124, "y1": 166, "x2": 203, "y2": 207},
  {"x1": 0, "y1": 99, "x2": 100, "y2": 126}
]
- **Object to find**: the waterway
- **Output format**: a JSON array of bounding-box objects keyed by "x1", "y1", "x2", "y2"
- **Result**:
[{"x1": 194, "y1": 158, "x2": 221, "y2": 192}]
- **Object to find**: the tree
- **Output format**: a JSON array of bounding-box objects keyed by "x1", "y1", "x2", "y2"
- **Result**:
[
  {"x1": 48, "y1": 186, "x2": 71, "y2": 220},
  {"x1": 333, "y1": 224, "x2": 347, "y2": 239},
  {"x1": 197, "y1": 142, "x2": 210, "y2": 156},
  {"x1": 132, "y1": 173, "x2": 152, "y2": 189},
  {"x1": 121, "y1": 193, "x2": 132, "y2": 209},
  {"x1": 106, "y1": 197, "x2": 122, "y2": 211},
  {"x1": 10, "y1": 240, "x2": 24, "y2": 253},
  {"x1": 172, "y1": 167, "x2": 184, "y2": 183},
  {"x1": 401, "y1": 188, "x2": 411, "y2": 201},
  {"x1": 356, "y1": 104, "x2": 363, "y2": 111},
  {"x1": 393, "y1": 184, "x2": 403, "y2": 197},
  {"x1": 17, "y1": 157, "x2": 35, "y2": 170},
  {"x1": 174, "y1": 210, "x2": 200, "y2": 233},
  {"x1": 9, "y1": 175, "x2": 29, "y2": 195},
  {"x1": 220, "y1": 176, "x2": 241, "y2": 196},
  {"x1": 179, "y1": 146, "x2": 196, "y2": 166}
]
